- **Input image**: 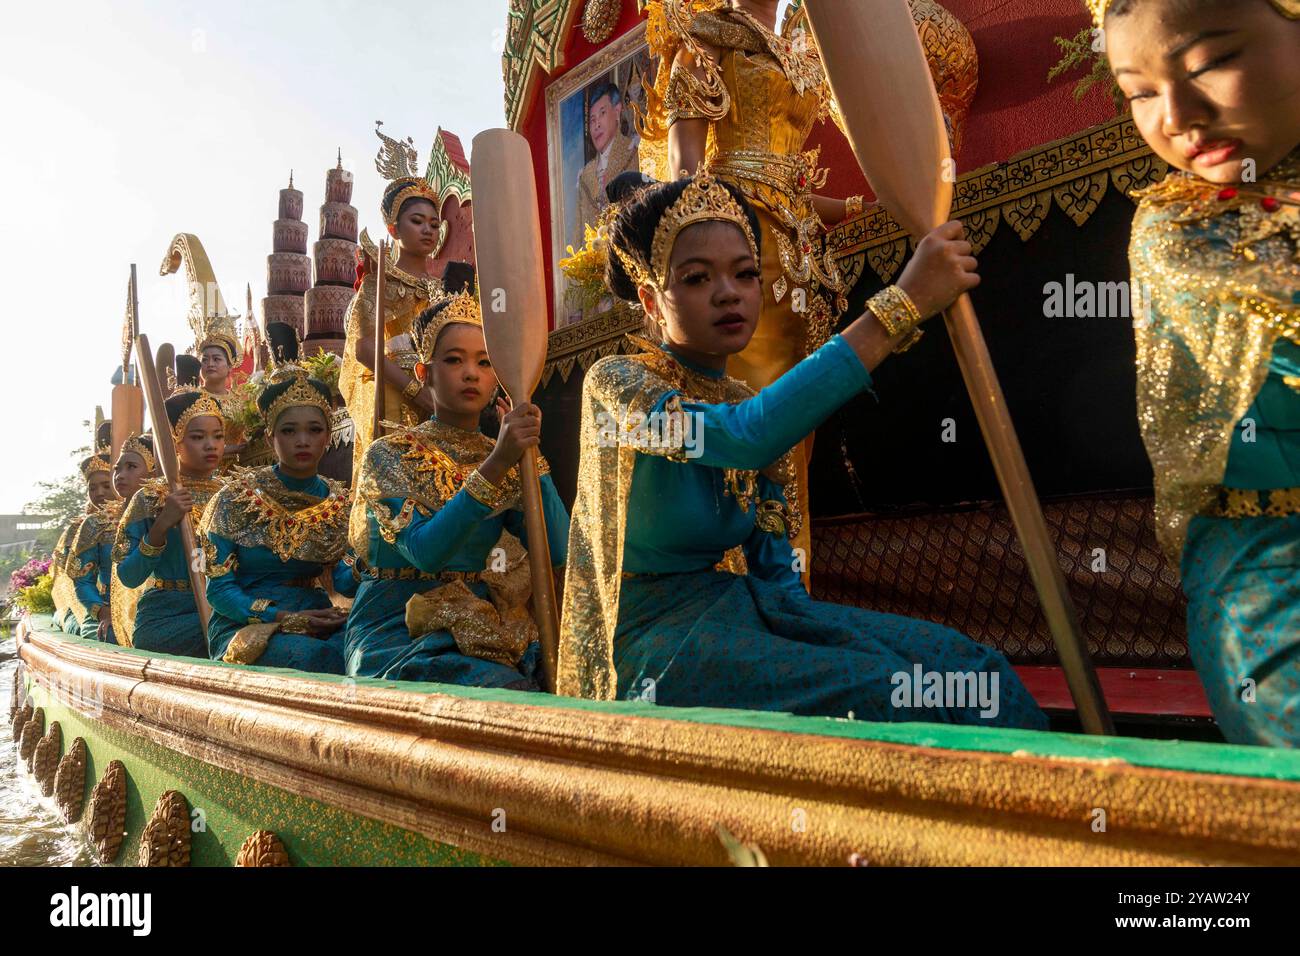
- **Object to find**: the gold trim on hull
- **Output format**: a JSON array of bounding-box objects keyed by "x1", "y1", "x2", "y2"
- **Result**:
[{"x1": 17, "y1": 623, "x2": 1300, "y2": 865}]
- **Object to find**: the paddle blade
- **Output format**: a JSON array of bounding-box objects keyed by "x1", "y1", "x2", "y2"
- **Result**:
[
  {"x1": 804, "y1": 0, "x2": 951, "y2": 238},
  {"x1": 110, "y1": 386, "x2": 144, "y2": 463},
  {"x1": 470, "y1": 128, "x2": 549, "y2": 403}
]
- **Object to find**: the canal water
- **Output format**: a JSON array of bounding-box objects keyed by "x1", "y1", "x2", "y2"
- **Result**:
[{"x1": 1, "y1": 621, "x2": 95, "y2": 866}]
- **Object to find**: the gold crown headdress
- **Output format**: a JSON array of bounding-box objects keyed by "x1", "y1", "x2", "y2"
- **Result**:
[
  {"x1": 382, "y1": 177, "x2": 442, "y2": 228},
  {"x1": 169, "y1": 390, "x2": 225, "y2": 445},
  {"x1": 118, "y1": 433, "x2": 156, "y2": 474},
  {"x1": 80, "y1": 454, "x2": 112, "y2": 479},
  {"x1": 1089, "y1": 0, "x2": 1299, "y2": 27},
  {"x1": 260, "y1": 363, "x2": 333, "y2": 427},
  {"x1": 414, "y1": 290, "x2": 484, "y2": 363},
  {"x1": 613, "y1": 170, "x2": 760, "y2": 291},
  {"x1": 194, "y1": 311, "x2": 243, "y2": 367}
]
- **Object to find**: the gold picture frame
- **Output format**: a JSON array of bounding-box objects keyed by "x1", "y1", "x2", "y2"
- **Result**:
[{"x1": 544, "y1": 21, "x2": 656, "y2": 328}]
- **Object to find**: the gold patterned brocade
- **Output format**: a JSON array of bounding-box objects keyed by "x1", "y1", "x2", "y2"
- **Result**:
[
  {"x1": 50, "y1": 515, "x2": 90, "y2": 625},
  {"x1": 197, "y1": 466, "x2": 351, "y2": 565},
  {"x1": 348, "y1": 417, "x2": 549, "y2": 556},
  {"x1": 339, "y1": 261, "x2": 444, "y2": 485},
  {"x1": 110, "y1": 475, "x2": 224, "y2": 647},
  {"x1": 557, "y1": 337, "x2": 799, "y2": 700},
  {"x1": 1129, "y1": 150, "x2": 1300, "y2": 561},
  {"x1": 63, "y1": 501, "x2": 125, "y2": 626}
]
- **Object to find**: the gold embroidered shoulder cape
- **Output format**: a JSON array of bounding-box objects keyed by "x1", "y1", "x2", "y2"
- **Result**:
[
  {"x1": 556, "y1": 337, "x2": 798, "y2": 700},
  {"x1": 198, "y1": 466, "x2": 350, "y2": 566},
  {"x1": 110, "y1": 475, "x2": 224, "y2": 646},
  {"x1": 50, "y1": 513, "x2": 89, "y2": 622},
  {"x1": 1130, "y1": 150, "x2": 1300, "y2": 561},
  {"x1": 62, "y1": 500, "x2": 124, "y2": 625},
  {"x1": 348, "y1": 417, "x2": 549, "y2": 554},
  {"x1": 339, "y1": 258, "x2": 443, "y2": 484}
]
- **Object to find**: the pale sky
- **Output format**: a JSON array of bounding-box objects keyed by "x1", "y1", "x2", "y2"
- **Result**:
[{"x1": 0, "y1": 0, "x2": 512, "y2": 513}]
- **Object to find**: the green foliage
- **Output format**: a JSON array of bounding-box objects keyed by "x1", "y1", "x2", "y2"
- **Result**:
[
  {"x1": 302, "y1": 348, "x2": 342, "y2": 399},
  {"x1": 1047, "y1": 27, "x2": 1127, "y2": 113},
  {"x1": 15, "y1": 573, "x2": 54, "y2": 613}
]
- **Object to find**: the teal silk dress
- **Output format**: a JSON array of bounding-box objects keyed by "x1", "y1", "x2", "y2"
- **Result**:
[
  {"x1": 1181, "y1": 340, "x2": 1300, "y2": 746},
  {"x1": 558, "y1": 334, "x2": 1047, "y2": 730},
  {"x1": 344, "y1": 416, "x2": 570, "y2": 688},
  {"x1": 200, "y1": 466, "x2": 355, "y2": 674},
  {"x1": 1130, "y1": 153, "x2": 1300, "y2": 746},
  {"x1": 67, "y1": 502, "x2": 124, "y2": 641},
  {"x1": 113, "y1": 476, "x2": 224, "y2": 658}
]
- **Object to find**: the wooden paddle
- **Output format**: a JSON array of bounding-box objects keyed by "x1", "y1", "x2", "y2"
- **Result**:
[
  {"x1": 111, "y1": 265, "x2": 146, "y2": 462},
  {"x1": 805, "y1": 0, "x2": 1112, "y2": 735},
  {"x1": 135, "y1": 332, "x2": 212, "y2": 644},
  {"x1": 372, "y1": 238, "x2": 388, "y2": 442},
  {"x1": 156, "y1": 342, "x2": 176, "y2": 394},
  {"x1": 470, "y1": 128, "x2": 561, "y2": 693}
]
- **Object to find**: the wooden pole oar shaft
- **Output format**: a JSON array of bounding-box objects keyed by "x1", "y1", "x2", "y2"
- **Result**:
[
  {"x1": 804, "y1": 0, "x2": 1111, "y2": 733},
  {"x1": 135, "y1": 333, "x2": 212, "y2": 643},
  {"x1": 945, "y1": 296, "x2": 1112, "y2": 734},
  {"x1": 519, "y1": 450, "x2": 559, "y2": 692},
  {"x1": 372, "y1": 240, "x2": 388, "y2": 442}
]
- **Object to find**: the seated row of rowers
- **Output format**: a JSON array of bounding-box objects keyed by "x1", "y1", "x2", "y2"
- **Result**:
[{"x1": 49, "y1": 176, "x2": 1045, "y2": 730}]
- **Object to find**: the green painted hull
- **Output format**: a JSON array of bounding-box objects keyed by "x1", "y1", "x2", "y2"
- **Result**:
[{"x1": 11, "y1": 616, "x2": 1300, "y2": 866}]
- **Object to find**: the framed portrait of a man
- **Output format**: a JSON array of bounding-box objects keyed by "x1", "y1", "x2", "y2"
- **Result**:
[{"x1": 545, "y1": 23, "x2": 657, "y2": 327}]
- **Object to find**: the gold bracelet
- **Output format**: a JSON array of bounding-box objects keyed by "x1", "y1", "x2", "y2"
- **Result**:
[
  {"x1": 403, "y1": 377, "x2": 423, "y2": 400},
  {"x1": 866, "y1": 285, "x2": 925, "y2": 353},
  {"x1": 138, "y1": 537, "x2": 166, "y2": 558},
  {"x1": 845, "y1": 194, "x2": 865, "y2": 219},
  {"x1": 279, "y1": 612, "x2": 312, "y2": 634},
  {"x1": 463, "y1": 469, "x2": 505, "y2": 509}
]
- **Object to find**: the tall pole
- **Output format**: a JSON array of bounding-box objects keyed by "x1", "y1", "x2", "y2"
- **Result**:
[
  {"x1": 805, "y1": 0, "x2": 1112, "y2": 734},
  {"x1": 136, "y1": 333, "x2": 212, "y2": 643}
]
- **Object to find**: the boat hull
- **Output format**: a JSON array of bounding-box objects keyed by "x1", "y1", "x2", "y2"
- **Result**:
[{"x1": 11, "y1": 617, "x2": 1300, "y2": 866}]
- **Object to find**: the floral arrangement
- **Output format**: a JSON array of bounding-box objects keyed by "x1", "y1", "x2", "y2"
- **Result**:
[
  {"x1": 227, "y1": 370, "x2": 266, "y2": 438},
  {"x1": 559, "y1": 221, "x2": 614, "y2": 318},
  {"x1": 10, "y1": 557, "x2": 54, "y2": 614},
  {"x1": 9, "y1": 556, "x2": 51, "y2": 593},
  {"x1": 302, "y1": 348, "x2": 342, "y2": 401}
]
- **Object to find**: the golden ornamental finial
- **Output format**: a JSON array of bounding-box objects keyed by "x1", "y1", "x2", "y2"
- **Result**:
[{"x1": 414, "y1": 291, "x2": 483, "y2": 363}]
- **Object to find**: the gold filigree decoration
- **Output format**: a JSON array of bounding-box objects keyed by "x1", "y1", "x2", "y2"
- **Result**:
[
  {"x1": 54, "y1": 737, "x2": 88, "y2": 823},
  {"x1": 33, "y1": 721, "x2": 61, "y2": 796},
  {"x1": 502, "y1": 0, "x2": 582, "y2": 130},
  {"x1": 236, "y1": 829, "x2": 291, "y2": 867},
  {"x1": 139, "y1": 790, "x2": 192, "y2": 867},
  {"x1": 546, "y1": 114, "x2": 1165, "y2": 380},
  {"x1": 10, "y1": 701, "x2": 32, "y2": 744},
  {"x1": 86, "y1": 759, "x2": 128, "y2": 865},
  {"x1": 7, "y1": 667, "x2": 19, "y2": 724},
  {"x1": 581, "y1": 0, "x2": 620, "y2": 44},
  {"x1": 19, "y1": 706, "x2": 44, "y2": 770}
]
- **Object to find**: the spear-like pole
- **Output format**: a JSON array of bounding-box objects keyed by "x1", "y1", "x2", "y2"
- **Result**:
[
  {"x1": 136, "y1": 332, "x2": 212, "y2": 643},
  {"x1": 805, "y1": 0, "x2": 1112, "y2": 734}
]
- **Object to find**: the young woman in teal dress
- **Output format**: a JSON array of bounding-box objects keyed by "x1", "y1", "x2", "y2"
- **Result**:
[
  {"x1": 558, "y1": 172, "x2": 1045, "y2": 730},
  {"x1": 199, "y1": 366, "x2": 353, "y2": 673},
  {"x1": 65, "y1": 434, "x2": 154, "y2": 642},
  {"x1": 344, "y1": 290, "x2": 570, "y2": 689},
  {"x1": 113, "y1": 393, "x2": 225, "y2": 657},
  {"x1": 57, "y1": 447, "x2": 116, "y2": 637},
  {"x1": 1102, "y1": 0, "x2": 1300, "y2": 745}
]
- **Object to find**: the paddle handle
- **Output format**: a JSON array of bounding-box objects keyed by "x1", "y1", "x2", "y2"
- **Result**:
[
  {"x1": 135, "y1": 333, "x2": 212, "y2": 642},
  {"x1": 372, "y1": 239, "x2": 388, "y2": 441},
  {"x1": 943, "y1": 295, "x2": 1112, "y2": 735},
  {"x1": 519, "y1": 448, "x2": 559, "y2": 693}
]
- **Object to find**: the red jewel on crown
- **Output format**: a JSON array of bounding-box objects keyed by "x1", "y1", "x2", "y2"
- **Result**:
[
  {"x1": 1217, "y1": 187, "x2": 1238, "y2": 201},
  {"x1": 1260, "y1": 196, "x2": 1280, "y2": 213}
]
